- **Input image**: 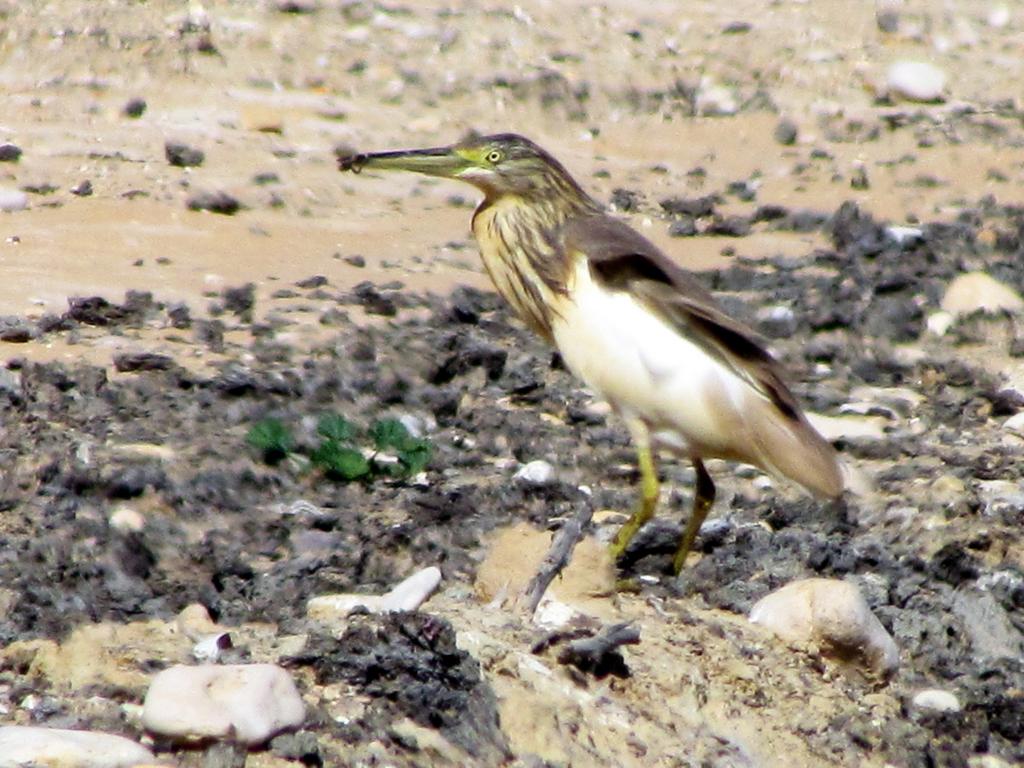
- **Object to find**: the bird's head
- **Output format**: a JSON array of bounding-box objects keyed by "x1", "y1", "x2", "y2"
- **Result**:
[{"x1": 339, "y1": 133, "x2": 591, "y2": 203}]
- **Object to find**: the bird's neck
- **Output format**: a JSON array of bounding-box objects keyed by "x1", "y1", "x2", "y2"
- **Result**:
[{"x1": 479, "y1": 186, "x2": 602, "y2": 228}]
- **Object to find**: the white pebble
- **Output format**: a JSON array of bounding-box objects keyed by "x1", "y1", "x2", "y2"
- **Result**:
[
  {"x1": 885, "y1": 225, "x2": 923, "y2": 246},
  {"x1": 749, "y1": 578, "x2": 899, "y2": 677},
  {"x1": 307, "y1": 566, "x2": 442, "y2": 620},
  {"x1": 926, "y1": 310, "x2": 955, "y2": 337},
  {"x1": 0, "y1": 725, "x2": 154, "y2": 768},
  {"x1": 988, "y1": 4, "x2": 1010, "y2": 28},
  {"x1": 912, "y1": 688, "x2": 961, "y2": 713},
  {"x1": 695, "y1": 78, "x2": 738, "y2": 116},
  {"x1": 192, "y1": 631, "x2": 232, "y2": 662},
  {"x1": 941, "y1": 272, "x2": 1024, "y2": 316},
  {"x1": 532, "y1": 594, "x2": 585, "y2": 630},
  {"x1": 381, "y1": 565, "x2": 443, "y2": 610},
  {"x1": 0, "y1": 188, "x2": 27, "y2": 212},
  {"x1": 886, "y1": 60, "x2": 947, "y2": 102},
  {"x1": 142, "y1": 663, "x2": 305, "y2": 745},
  {"x1": 977, "y1": 479, "x2": 1024, "y2": 515},
  {"x1": 806, "y1": 412, "x2": 887, "y2": 442},
  {"x1": 108, "y1": 506, "x2": 145, "y2": 534},
  {"x1": 1003, "y1": 412, "x2": 1024, "y2": 435},
  {"x1": 514, "y1": 459, "x2": 555, "y2": 485}
]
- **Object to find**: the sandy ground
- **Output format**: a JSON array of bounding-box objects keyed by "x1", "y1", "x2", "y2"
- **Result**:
[
  {"x1": 2, "y1": 2, "x2": 1024, "y2": 767},
  {"x1": 2, "y1": 0, "x2": 1022, "y2": 324}
]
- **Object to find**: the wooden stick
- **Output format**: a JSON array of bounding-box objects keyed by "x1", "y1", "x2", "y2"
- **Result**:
[{"x1": 521, "y1": 499, "x2": 593, "y2": 616}]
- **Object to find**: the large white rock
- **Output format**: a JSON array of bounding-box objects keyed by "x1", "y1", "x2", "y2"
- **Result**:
[
  {"x1": 0, "y1": 726, "x2": 154, "y2": 768},
  {"x1": 941, "y1": 272, "x2": 1024, "y2": 316},
  {"x1": 886, "y1": 60, "x2": 947, "y2": 102},
  {"x1": 307, "y1": 566, "x2": 442, "y2": 620},
  {"x1": 912, "y1": 688, "x2": 961, "y2": 713},
  {"x1": 514, "y1": 459, "x2": 555, "y2": 485},
  {"x1": 749, "y1": 578, "x2": 899, "y2": 677},
  {"x1": 142, "y1": 663, "x2": 305, "y2": 745}
]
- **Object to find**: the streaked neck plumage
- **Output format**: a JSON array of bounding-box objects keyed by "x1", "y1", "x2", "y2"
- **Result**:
[{"x1": 469, "y1": 164, "x2": 603, "y2": 341}]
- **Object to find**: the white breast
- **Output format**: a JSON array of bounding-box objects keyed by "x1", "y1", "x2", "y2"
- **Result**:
[{"x1": 552, "y1": 259, "x2": 752, "y2": 455}]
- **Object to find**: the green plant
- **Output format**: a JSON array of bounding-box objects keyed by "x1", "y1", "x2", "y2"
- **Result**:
[
  {"x1": 248, "y1": 412, "x2": 432, "y2": 482},
  {"x1": 370, "y1": 418, "x2": 432, "y2": 477},
  {"x1": 317, "y1": 413, "x2": 357, "y2": 443},
  {"x1": 245, "y1": 418, "x2": 293, "y2": 465},
  {"x1": 311, "y1": 440, "x2": 371, "y2": 481}
]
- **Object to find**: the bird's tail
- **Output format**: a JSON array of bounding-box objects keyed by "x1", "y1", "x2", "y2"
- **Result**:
[{"x1": 741, "y1": 396, "x2": 845, "y2": 498}]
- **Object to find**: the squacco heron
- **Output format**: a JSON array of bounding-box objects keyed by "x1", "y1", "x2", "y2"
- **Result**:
[{"x1": 339, "y1": 133, "x2": 843, "y2": 574}]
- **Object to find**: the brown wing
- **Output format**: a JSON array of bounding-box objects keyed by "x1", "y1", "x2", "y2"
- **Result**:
[
  {"x1": 561, "y1": 214, "x2": 801, "y2": 420},
  {"x1": 560, "y1": 214, "x2": 843, "y2": 498}
]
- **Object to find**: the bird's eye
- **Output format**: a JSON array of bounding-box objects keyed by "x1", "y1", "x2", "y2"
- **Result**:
[{"x1": 485, "y1": 150, "x2": 503, "y2": 164}]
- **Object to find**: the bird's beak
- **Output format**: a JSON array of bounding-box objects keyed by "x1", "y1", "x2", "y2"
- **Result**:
[{"x1": 338, "y1": 145, "x2": 471, "y2": 179}]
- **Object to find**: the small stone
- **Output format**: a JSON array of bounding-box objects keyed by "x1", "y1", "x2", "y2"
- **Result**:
[
  {"x1": 514, "y1": 459, "x2": 555, "y2": 485},
  {"x1": 987, "y1": 4, "x2": 1010, "y2": 28},
  {"x1": 977, "y1": 479, "x2": 1024, "y2": 516},
  {"x1": 113, "y1": 352, "x2": 175, "y2": 372},
  {"x1": 707, "y1": 215, "x2": 751, "y2": 237},
  {"x1": 722, "y1": 20, "x2": 752, "y2": 34},
  {"x1": 941, "y1": 272, "x2": 1024, "y2": 317},
  {"x1": 0, "y1": 143, "x2": 22, "y2": 162},
  {"x1": 123, "y1": 97, "x2": 147, "y2": 118},
  {"x1": 142, "y1": 663, "x2": 305, "y2": 745},
  {"x1": 667, "y1": 217, "x2": 697, "y2": 237},
  {"x1": 885, "y1": 61, "x2": 947, "y2": 103},
  {"x1": 970, "y1": 757, "x2": 1013, "y2": 768},
  {"x1": 806, "y1": 413, "x2": 887, "y2": 442},
  {"x1": 380, "y1": 566, "x2": 442, "y2": 611},
  {"x1": 609, "y1": 187, "x2": 641, "y2": 212},
  {"x1": 0, "y1": 188, "x2": 28, "y2": 212},
  {"x1": 926, "y1": 310, "x2": 955, "y2": 336},
  {"x1": 876, "y1": 10, "x2": 899, "y2": 33},
  {"x1": 885, "y1": 225, "x2": 922, "y2": 247},
  {"x1": 165, "y1": 141, "x2": 205, "y2": 168},
  {"x1": 222, "y1": 283, "x2": 255, "y2": 314},
  {"x1": 295, "y1": 274, "x2": 328, "y2": 289},
  {"x1": 110, "y1": 442, "x2": 177, "y2": 462},
  {"x1": 0, "y1": 322, "x2": 32, "y2": 342},
  {"x1": 950, "y1": 586, "x2": 1023, "y2": 661},
  {"x1": 660, "y1": 195, "x2": 716, "y2": 217},
  {"x1": 696, "y1": 79, "x2": 738, "y2": 116},
  {"x1": 192, "y1": 632, "x2": 233, "y2": 662},
  {"x1": 757, "y1": 305, "x2": 798, "y2": 338},
  {"x1": 306, "y1": 566, "x2": 442, "y2": 620},
  {"x1": 1003, "y1": 412, "x2": 1024, "y2": 435},
  {"x1": 749, "y1": 577, "x2": 899, "y2": 677},
  {"x1": 109, "y1": 506, "x2": 145, "y2": 533},
  {"x1": 773, "y1": 118, "x2": 799, "y2": 146},
  {"x1": 70, "y1": 180, "x2": 93, "y2": 197},
  {"x1": 0, "y1": 725, "x2": 154, "y2": 767},
  {"x1": 912, "y1": 689, "x2": 961, "y2": 713},
  {"x1": 0, "y1": 368, "x2": 22, "y2": 401},
  {"x1": 187, "y1": 191, "x2": 240, "y2": 215},
  {"x1": 276, "y1": 0, "x2": 318, "y2": 11}
]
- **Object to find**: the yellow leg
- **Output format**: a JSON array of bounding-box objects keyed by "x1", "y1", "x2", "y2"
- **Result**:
[
  {"x1": 672, "y1": 458, "x2": 716, "y2": 574},
  {"x1": 609, "y1": 423, "x2": 659, "y2": 561}
]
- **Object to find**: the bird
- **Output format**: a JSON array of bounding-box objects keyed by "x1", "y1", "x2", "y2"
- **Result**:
[{"x1": 338, "y1": 133, "x2": 844, "y2": 574}]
